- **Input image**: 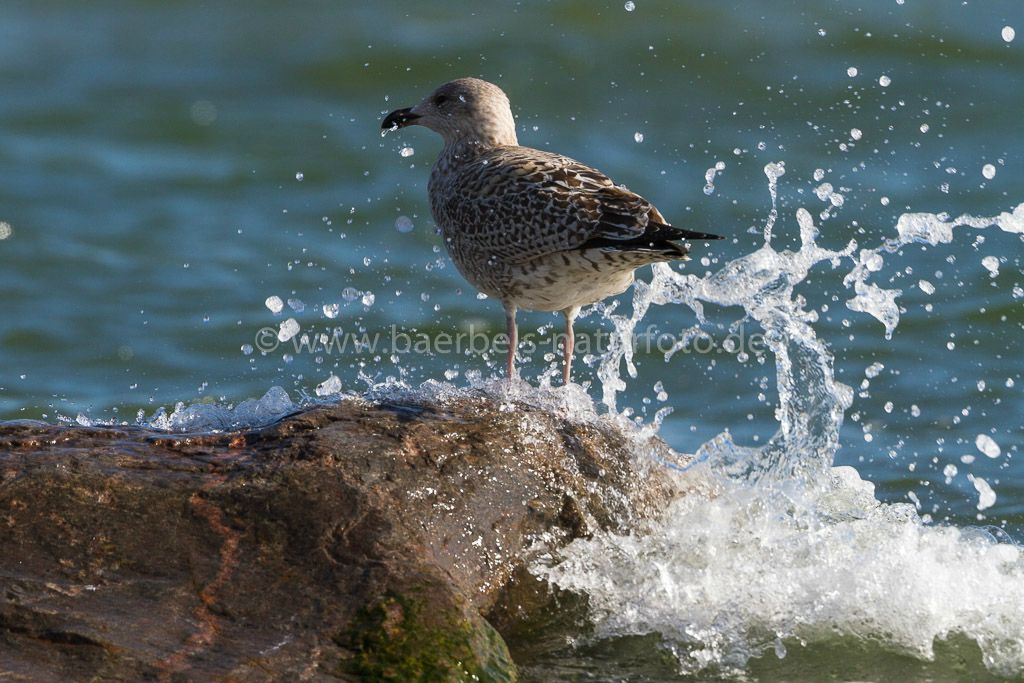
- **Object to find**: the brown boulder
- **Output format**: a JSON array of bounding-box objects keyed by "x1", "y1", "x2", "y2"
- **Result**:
[{"x1": 0, "y1": 389, "x2": 680, "y2": 681}]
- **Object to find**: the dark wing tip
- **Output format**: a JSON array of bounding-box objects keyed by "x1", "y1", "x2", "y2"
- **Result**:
[
  {"x1": 578, "y1": 235, "x2": 689, "y2": 258},
  {"x1": 664, "y1": 226, "x2": 724, "y2": 241},
  {"x1": 634, "y1": 223, "x2": 723, "y2": 243}
]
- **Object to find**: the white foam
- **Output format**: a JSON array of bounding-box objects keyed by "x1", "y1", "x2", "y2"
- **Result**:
[
  {"x1": 546, "y1": 173, "x2": 1024, "y2": 676},
  {"x1": 536, "y1": 461, "x2": 1024, "y2": 677},
  {"x1": 143, "y1": 386, "x2": 297, "y2": 432}
]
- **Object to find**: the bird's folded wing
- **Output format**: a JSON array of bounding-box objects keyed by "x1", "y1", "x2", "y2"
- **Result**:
[{"x1": 441, "y1": 147, "x2": 704, "y2": 263}]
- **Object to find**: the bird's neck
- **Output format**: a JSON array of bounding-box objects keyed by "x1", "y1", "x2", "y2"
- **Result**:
[
  {"x1": 434, "y1": 139, "x2": 501, "y2": 174},
  {"x1": 441, "y1": 134, "x2": 516, "y2": 161}
]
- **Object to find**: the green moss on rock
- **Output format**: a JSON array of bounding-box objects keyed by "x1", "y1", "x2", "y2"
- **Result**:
[{"x1": 346, "y1": 591, "x2": 517, "y2": 683}]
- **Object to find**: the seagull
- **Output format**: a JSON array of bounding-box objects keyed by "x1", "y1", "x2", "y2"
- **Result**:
[{"x1": 382, "y1": 77, "x2": 721, "y2": 385}]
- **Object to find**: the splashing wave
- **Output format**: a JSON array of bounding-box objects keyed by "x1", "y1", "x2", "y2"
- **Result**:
[{"x1": 536, "y1": 176, "x2": 1024, "y2": 676}]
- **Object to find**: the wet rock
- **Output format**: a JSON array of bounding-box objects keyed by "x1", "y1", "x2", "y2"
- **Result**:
[{"x1": 0, "y1": 390, "x2": 681, "y2": 681}]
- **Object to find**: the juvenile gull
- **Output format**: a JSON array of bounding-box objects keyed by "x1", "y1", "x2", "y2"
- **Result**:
[{"x1": 382, "y1": 77, "x2": 721, "y2": 384}]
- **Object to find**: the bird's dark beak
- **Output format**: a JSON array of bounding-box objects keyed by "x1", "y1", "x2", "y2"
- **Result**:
[{"x1": 381, "y1": 107, "x2": 420, "y2": 132}]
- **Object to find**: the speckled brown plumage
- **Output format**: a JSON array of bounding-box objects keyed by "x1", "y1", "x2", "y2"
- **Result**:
[{"x1": 382, "y1": 77, "x2": 721, "y2": 384}]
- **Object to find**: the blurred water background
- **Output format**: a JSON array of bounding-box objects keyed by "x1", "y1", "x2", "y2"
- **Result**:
[{"x1": 1, "y1": 1, "x2": 1022, "y2": 679}]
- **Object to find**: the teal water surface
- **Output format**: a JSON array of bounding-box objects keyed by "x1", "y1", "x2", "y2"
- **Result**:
[{"x1": 1, "y1": 1, "x2": 1022, "y2": 679}]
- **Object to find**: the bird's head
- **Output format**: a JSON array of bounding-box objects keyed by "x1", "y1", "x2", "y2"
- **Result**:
[{"x1": 381, "y1": 78, "x2": 518, "y2": 148}]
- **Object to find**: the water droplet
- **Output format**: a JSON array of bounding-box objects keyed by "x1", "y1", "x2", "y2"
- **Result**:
[
  {"x1": 703, "y1": 162, "x2": 724, "y2": 195},
  {"x1": 0, "y1": 221, "x2": 11, "y2": 240},
  {"x1": 315, "y1": 374, "x2": 343, "y2": 397},
  {"x1": 278, "y1": 318, "x2": 300, "y2": 343},
  {"x1": 971, "y1": 475, "x2": 997, "y2": 510},
  {"x1": 878, "y1": 75, "x2": 891, "y2": 87},
  {"x1": 1002, "y1": 26, "x2": 1016, "y2": 43},
  {"x1": 265, "y1": 296, "x2": 284, "y2": 314},
  {"x1": 880, "y1": 196, "x2": 890, "y2": 206},
  {"x1": 295, "y1": 171, "x2": 304, "y2": 181},
  {"x1": 850, "y1": 128, "x2": 862, "y2": 140},
  {"x1": 323, "y1": 303, "x2": 339, "y2": 319},
  {"x1": 395, "y1": 215, "x2": 414, "y2": 233},
  {"x1": 919, "y1": 123, "x2": 930, "y2": 133},
  {"x1": 399, "y1": 146, "x2": 415, "y2": 157},
  {"x1": 982, "y1": 163, "x2": 996, "y2": 179},
  {"x1": 361, "y1": 291, "x2": 375, "y2": 307},
  {"x1": 624, "y1": 0, "x2": 635, "y2": 10},
  {"x1": 341, "y1": 287, "x2": 360, "y2": 302},
  {"x1": 240, "y1": 344, "x2": 253, "y2": 356},
  {"x1": 633, "y1": 131, "x2": 644, "y2": 143},
  {"x1": 981, "y1": 255, "x2": 999, "y2": 276},
  {"x1": 918, "y1": 279, "x2": 935, "y2": 295},
  {"x1": 846, "y1": 66, "x2": 858, "y2": 77},
  {"x1": 287, "y1": 298, "x2": 305, "y2": 313}
]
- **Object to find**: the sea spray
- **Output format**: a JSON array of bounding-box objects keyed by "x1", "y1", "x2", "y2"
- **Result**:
[
  {"x1": 538, "y1": 463, "x2": 1024, "y2": 676},
  {"x1": 536, "y1": 177, "x2": 1024, "y2": 675}
]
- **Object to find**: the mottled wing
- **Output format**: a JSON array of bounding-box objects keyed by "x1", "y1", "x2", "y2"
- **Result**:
[{"x1": 437, "y1": 146, "x2": 718, "y2": 263}]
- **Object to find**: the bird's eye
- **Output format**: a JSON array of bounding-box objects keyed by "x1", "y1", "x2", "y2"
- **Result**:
[{"x1": 434, "y1": 95, "x2": 448, "y2": 106}]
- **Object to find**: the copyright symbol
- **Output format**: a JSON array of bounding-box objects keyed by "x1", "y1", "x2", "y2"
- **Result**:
[{"x1": 254, "y1": 327, "x2": 280, "y2": 353}]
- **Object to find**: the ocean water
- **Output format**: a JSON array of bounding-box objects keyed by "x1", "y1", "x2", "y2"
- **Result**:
[{"x1": 1, "y1": 0, "x2": 1022, "y2": 679}]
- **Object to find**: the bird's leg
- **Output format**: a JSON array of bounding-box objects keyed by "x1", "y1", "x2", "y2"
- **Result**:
[
  {"x1": 561, "y1": 306, "x2": 580, "y2": 385},
  {"x1": 504, "y1": 303, "x2": 518, "y2": 380}
]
